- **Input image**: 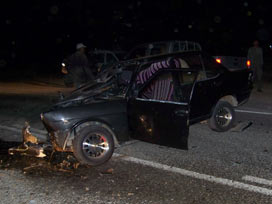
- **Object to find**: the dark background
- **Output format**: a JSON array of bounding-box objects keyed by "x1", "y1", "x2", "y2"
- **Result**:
[{"x1": 1, "y1": 0, "x2": 272, "y2": 75}]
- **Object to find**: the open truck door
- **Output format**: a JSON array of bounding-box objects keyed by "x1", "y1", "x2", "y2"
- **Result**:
[{"x1": 128, "y1": 69, "x2": 197, "y2": 149}]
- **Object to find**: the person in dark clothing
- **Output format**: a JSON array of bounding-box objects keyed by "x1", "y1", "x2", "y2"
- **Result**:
[
  {"x1": 67, "y1": 43, "x2": 94, "y2": 88},
  {"x1": 247, "y1": 40, "x2": 264, "y2": 92}
]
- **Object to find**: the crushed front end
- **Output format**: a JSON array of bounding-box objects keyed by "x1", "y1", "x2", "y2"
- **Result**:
[{"x1": 40, "y1": 112, "x2": 75, "y2": 152}]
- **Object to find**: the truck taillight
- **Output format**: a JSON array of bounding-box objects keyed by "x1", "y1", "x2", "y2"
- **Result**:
[
  {"x1": 216, "y1": 58, "x2": 221, "y2": 64},
  {"x1": 246, "y1": 60, "x2": 251, "y2": 68}
]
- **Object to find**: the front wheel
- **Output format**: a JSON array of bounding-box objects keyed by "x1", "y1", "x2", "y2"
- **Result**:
[
  {"x1": 72, "y1": 125, "x2": 114, "y2": 166},
  {"x1": 209, "y1": 101, "x2": 236, "y2": 132}
]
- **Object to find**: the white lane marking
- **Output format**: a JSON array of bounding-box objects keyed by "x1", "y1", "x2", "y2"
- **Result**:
[
  {"x1": 0, "y1": 125, "x2": 23, "y2": 134},
  {"x1": 12, "y1": 124, "x2": 47, "y2": 135},
  {"x1": 0, "y1": 125, "x2": 47, "y2": 140},
  {"x1": 120, "y1": 140, "x2": 139, "y2": 147},
  {"x1": 242, "y1": 175, "x2": 272, "y2": 187},
  {"x1": 114, "y1": 153, "x2": 272, "y2": 196},
  {"x1": 236, "y1": 109, "x2": 272, "y2": 116}
]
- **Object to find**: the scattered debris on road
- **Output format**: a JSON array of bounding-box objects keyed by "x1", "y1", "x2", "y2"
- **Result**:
[
  {"x1": 0, "y1": 122, "x2": 84, "y2": 174},
  {"x1": 8, "y1": 122, "x2": 46, "y2": 158},
  {"x1": 100, "y1": 168, "x2": 114, "y2": 175}
]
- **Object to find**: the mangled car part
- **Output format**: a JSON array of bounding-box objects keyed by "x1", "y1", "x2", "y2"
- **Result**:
[
  {"x1": 8, "y1": 122, "x2": 46, "y2": 158},
  {"x1": 7, "y1": 122, "x2": 82, "y2": 173}
]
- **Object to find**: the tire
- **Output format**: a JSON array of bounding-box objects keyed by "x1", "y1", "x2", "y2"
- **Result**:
[
  {"x1": 72, "y1": 125, "x2": 114, "y2": 166},
  {"x1": 208, "y1": 101, "x2": 236, "y2": 132}
]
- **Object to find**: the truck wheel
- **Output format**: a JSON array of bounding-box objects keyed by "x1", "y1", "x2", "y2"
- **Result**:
[
  {"x1": 209, "y1": 101, "x2": 236, "y2": 132},
  {"x1": 72, "y1": 125, "x2": 114, "y2": 166}
]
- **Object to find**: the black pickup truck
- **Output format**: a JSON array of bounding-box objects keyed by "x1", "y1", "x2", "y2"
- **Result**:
[{"x1": 40, "y1": 51, "x2": 253, "y2": 166}]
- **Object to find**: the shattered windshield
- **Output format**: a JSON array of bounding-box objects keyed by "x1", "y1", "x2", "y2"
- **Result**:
[
  {"x1": 54, "y1": 68, "x2": 134, "y2": 108},
  {"x1": 81, "y1": 69, "x2": 134, "y2": 99},
  {"x1": 102, "y1": 70, "x2": 133, "y2": 96}
]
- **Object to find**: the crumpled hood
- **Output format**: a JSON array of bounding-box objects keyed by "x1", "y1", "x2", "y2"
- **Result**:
[
  {"x1": 53, "y1": 77, "x2": 126, "y2": 109},
  {"x1": 41, "y1": 98, "x2": 127, "y2": 133}
]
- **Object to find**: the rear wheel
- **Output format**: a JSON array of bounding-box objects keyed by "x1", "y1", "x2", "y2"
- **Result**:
[
  {"x1": 72, "y1": 125, "x2": 114, "y2": 166},
  {"x1": 209, "y1": 101, "x2": 236, "y2": 132}
]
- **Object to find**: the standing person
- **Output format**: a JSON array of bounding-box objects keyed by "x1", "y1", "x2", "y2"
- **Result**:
[
  {"x1": 68, "y1": 43, "x2": 94, "y2": 88},
  {"x1": 247, "y1": 40, "x2": 264, "y2": 92}
]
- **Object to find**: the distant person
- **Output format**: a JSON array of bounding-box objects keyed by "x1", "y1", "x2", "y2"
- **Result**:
[
  {"x1": 247, "y1": 40, "x2": 264, "y2": 92},
  {"x1": 67, "y1": 43, "x2": 94, "y2": 88}
]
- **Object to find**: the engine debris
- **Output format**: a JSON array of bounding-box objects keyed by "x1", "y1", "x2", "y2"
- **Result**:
[{"x1": 8, "y1": 122, "x2": 46, "y2": 158}]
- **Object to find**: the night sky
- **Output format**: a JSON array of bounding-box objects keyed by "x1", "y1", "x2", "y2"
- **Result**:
[{"x1": 1, "y1": 0, "x2": 272, "y2": 72}]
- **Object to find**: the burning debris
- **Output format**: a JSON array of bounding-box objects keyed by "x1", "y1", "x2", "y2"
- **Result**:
[{"x1": 8, "y1": 145, "x2": 46, "y2": 158}]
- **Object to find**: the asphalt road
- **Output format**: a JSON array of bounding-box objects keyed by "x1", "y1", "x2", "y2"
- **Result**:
[{"x1": 0, "y1": 82, "x2": 272, "y2": 203}]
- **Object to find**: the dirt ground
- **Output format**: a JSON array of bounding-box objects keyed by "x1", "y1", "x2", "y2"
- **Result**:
[{"x1": 0, "y1": 81, "x2": 73, "y2": 95}]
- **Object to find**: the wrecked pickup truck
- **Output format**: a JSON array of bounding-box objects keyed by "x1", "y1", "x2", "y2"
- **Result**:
[{"x1": 38, "y1": 51, "x2": 253, "y2": 166}]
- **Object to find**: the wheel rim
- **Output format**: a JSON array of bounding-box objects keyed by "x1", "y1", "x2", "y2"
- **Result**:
[
  {"x1": 215, "y1": 107, "x2": 232, "y2": 128},
  {"x1": 82, "y1": 133, "x2": 109, "y2": 159}
]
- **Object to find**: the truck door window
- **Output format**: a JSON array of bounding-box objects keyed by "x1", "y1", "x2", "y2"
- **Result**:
[
  {"x1": 175, "y1": 71, "x2": 197, "y2": 103},
  {"x1": 139, "y1": 72, "x2": 177, "y2": 102},
  {"x1": 175, "y1": 55, "x2": 208, "y2": 80},
  {"x1": 174, "y1": 55, "x2": 202, "y2": 70},
  {"x1": 178, "y1": 71, "x2": 196, "y2": 85}
]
